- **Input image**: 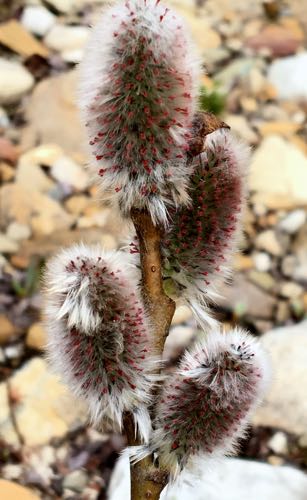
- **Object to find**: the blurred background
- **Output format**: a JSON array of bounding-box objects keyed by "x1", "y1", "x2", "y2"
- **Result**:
[{"x1": 0, "y1": 0, "x2": 307, "y2": 498}]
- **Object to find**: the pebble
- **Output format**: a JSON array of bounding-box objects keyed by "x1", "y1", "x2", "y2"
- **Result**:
[
  {"x1": 172, "y1": 305, "x2": 193, "y2": 325},
  {"x1": 19, "y1": 144, "x2": 63, "y2": 167},
  {"x1": 0, "y1": 234, "x2": 18, "y2": 253},
  {"x1": 44, "y1": 25, "x2": 89, "y2": 53},
  {"x1": 268, "y1": 432, "x2": 288, "y2": 455},
  {"x1": 0, "y1": 184, "x2": 74, "y2": 236},
  {"x1": 249, "y1": 136, "x2": 307, "y2": 209},
  {"x1": 248, "y1": 270, "x2": 275, "y2": 291},
  {"x1": 0, "y1": 357, "x2": 87, "y2": 446},
  {"x1": 253, "y1": 320, "x2": 307, "y2": 435},
  {"x1": 280, "y1": 282, "x2": 303, "y2": 299},
  {"x1": 0, "y1": 58, "x2": 34, "y2": 105},
  {"x1": 224, "y1": 114, "x2": 258, "y2": 144},
  {"x1": 51, "y1": 156, "x2": 89, "y2": 191},
  {"x1": 255, "y1": 230, "x2": 283, "y2": 256},
  {"x1": 252, "y1": 252, "x2": 272, "y2": 272},
  {"x1": 281, "y1": 255, "x2": 296, "y2": 277},
  {"x1": 246, "y1": 24, "x2": 301, "y2": 57},
  {"x1": 65, "y1": 195, "x2": 89, "y2": 215},
  {"x1": 23, "y1": 70, "x2": 85, "y2": 155},
  {"x1": 63, "y1": 470, "x2": 88, "y2": 492},
  {"x1": 1, "y1": 464, "x2": 23, "y2": 480},
  {"x1": 268, "y1": 52, "x2": 307, "y2": 100},
  {"x1": 6, "y1": 222, "x2": 31, "y2": 242},
  {"x1": 278, "y1": 210, "x2": 306, "y2": 234},
  {"x1": 44, "y1": 0, "x2": 76, "y2": 13},
  {"x1": 21, "y1": 5, "x2": 56, "y2": 37},
  {"x1": 26, "y1": 322, "x2": 47, "y2": 351},
  {"x1": 0, "y1": 315, "x2": 17, "y2": 345},
  {"x1": 16, "y1": 161, "x2": 54, "y2": 193}
]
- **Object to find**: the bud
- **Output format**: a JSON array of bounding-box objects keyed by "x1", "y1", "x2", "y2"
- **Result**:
[
  {"x1": 78, "y1": 0, "x2": 200, "y2": 225},
  {"x1": 161, "y1": 128, "x2": 250, "y2": 323},
  {"x1": 43, "y1": 244, "x2": 156, "y2": 441},
  {"x1": 131, "y1": 327, "x2": 270, "y2": 478}
]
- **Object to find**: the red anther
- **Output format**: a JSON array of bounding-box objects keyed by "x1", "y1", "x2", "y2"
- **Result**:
[{"x1": 96, "y1": 155, "x2": 103, "y2": 160}]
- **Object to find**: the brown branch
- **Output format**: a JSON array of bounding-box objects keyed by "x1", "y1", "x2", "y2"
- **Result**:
[
  {"x1": 123, "y1": 209, "x2": 175, "y2": 500},
  {"x1": 123, "y1": 111, "x2": 229, "y2": 499}
]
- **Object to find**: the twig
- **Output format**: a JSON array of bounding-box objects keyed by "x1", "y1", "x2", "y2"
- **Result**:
[{"x1": 124, "y1": 209, "x2": 175, "y2": 500}]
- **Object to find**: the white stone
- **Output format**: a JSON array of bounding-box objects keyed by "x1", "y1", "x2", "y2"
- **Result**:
[
  {"x1": 0, "y1": 234, "x2": 18, "y2": 253},
  {"x1": 51, "y1": 156, "x2": 89, "y2": 191},
  {"x1": 109, "y1": 454, "x2": 307, "y2": 500},
  {"x1": 62, "y1": 49, "x2": 85, "y2": 64},
  {"x1": 268, "y1": 432, "x2": 288, "y2": 455},
  {"x1": 255, "y1": 230, "x2": 282, "y2": 256},
  {"x1": 6, "y1": 223, "x2": 31, "y2": 241},
  {"x1": 21, "y1": 6, "x2": 56, "y2": 37},
  {"x1": 0, "y1": 59, "x2": 34, "y2": 105},
  {"x1": 278, "y1": 210, "x2": 306, "y2": 234},
  {"x1": 172, "y1": 305, "x2": 193, "y2": 325},
  {"x1": 44, "y1": 25, "x2": 89, "y2": 52},
  {"x1": 253, "y1": 320, "x2": 307, "y2": 434},
  {"x1": 252, "y1": 252, "x2": 272, "y2": 272},
  {"x1": 268, "y1": 52, "x2": 307, "y2": 100},
  {"x1": 224, "y1": 114, "x2": 258, "y2": 144},
  {"x1": 249, "y1": 136, "x2": 307, "y2": 209}
]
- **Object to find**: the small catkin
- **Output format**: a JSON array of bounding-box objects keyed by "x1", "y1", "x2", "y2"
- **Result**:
[
  {"x1": 130, "y1": 327, "x2": 270, "y2": 478},
  {"x1": 43, "y1": 244, "x2": 157, "y2": 441},
  {"x1": 78, "y1": 0, "x2": 200, "y2": 225},
  {"x1": 161, "y1": 128, "x2": 250, "y2": 323}
]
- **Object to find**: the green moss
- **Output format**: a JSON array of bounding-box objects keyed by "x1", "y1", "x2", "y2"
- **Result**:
[{"x1": 199, "y1": 85, "x2": 226, "y2": 116}]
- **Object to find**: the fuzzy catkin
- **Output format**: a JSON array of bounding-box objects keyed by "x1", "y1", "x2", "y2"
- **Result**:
[
  {"x1": 161, "y1": 128, "x2": 250, "y2": 323},
  {"x1": 131, "y1": 327, "x2": 270, "y2": 478},
  {"x1": 43, "y1": 244, "x2": 157, "y2": 441},
  {"x1": 78, "y1": 0, "x2": 200, "y2": 225}
]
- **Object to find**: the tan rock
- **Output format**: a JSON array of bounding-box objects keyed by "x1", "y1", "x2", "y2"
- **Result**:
[
  {"x1": 0, "y1": 162, "x2": 15, "y2": 182},
  {"x1": 280, "y1": 17, "x2": 305, "y2": 41},
  {"x1": 257, "y1": 121, "x2": 300, "y2": 138},
  {"x1": 26, "y1": 322, "x2": 46, "y2": 350},
  {"x1": 0, "y1": 480, "x2": 39, "y2": 500},
  {"x1": 0, "y1": 358, "x2": 87, "y2": 446},
  {"x1": 16, "y1": 162, "x2": 54, "y2": 193},
  {"x1": 246, "y1": 23, "x2": 302, "y2": 57},
  {"x1": 280, "y1": 282, "x2": 304, "y2": 299},
  {"x1": 0, "y1": 234, "x2": 18, "y2": 253},
  {"x1": 249, "y1": 136, "x2": 307, "y2": 209},
  {"x1": 10, "y1": 254, "x2": 30, "y2": 269},
  {"x1": 0, "y1": 184, "x2": 74, "y2": 235},
  {"x1": 233, "y1": 254, "x2": 254, "y2": 271},
  {"x1": 23, "y1": 70, "x2": 86, "y2": 155},
  {"x1": 224, "y1": 114, "x2": 258, "y2": 144},
  {"x1": 0, "y1": 315, "x2": 16, "y2": 345},
  {"x1": 65, "y1": 195, "x2": 89, "y2": 215},
  {"x1": 19, "y1": 144, "x2": 63, "y2": 166},
  {"x1": 0, "y1": 20, "x2": 49, "y2": 58}
]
